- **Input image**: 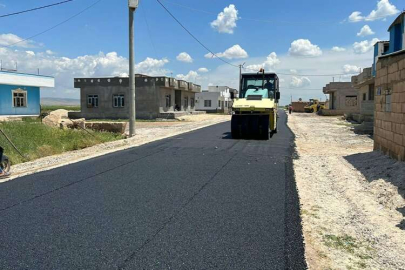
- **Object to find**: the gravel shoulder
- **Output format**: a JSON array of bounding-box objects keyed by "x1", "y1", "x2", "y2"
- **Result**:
[
  {"x1": 288, "y1": 113, "x2": 405, "y2": 270},
  {"x1": 3, "y1": 114, "x2": 230, "y2": 183}
]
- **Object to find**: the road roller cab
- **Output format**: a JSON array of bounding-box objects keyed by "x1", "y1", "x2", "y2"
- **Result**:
[{"x1": 231, "y1": 72, "x2": 280, "y2": 140}]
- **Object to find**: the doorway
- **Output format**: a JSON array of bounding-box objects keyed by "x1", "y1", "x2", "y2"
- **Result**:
[{"x1": 175, "y1": 90, "x2": 182, "y2": 111}]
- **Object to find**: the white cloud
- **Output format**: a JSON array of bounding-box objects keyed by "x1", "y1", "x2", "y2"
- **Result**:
[
  {"x1": 0, "y1": 46, "x2": 171, "y2": 98},
  {"x1": 357, "y1": 25, "x2": 375, "y2": 37},
  {"x1": 290, "y1": 69, "x2": 298, "y2": 74},
  {"x1": 197, "y1": 67, "x2": 209, "y2": 73},
  {"x1": 0, "y1": 33, "x2": 36, "y2": 48},
  {"x1": 348, "y1": 0, "x2": 399, "y2": 22},
  {"x1": 332, "y1": 46, "x2": 346, "y2": 52},
  {"x1": 289, "y1": 39, "x2": 322, "y2": 57},
  {"x1": 342, "y1": 64, "x2": 361, "y2": 74},
  {"x1": 348, "y1": 11, "x2": 364, "y2": 22},
  {"x1": 204, "y1": 48, "x2": 373, "y2": 105},
  {"x1": 176, "y1": 70, "x2": 199, "y2": 82},
  {"x1": 353, "y1": 38, "x2": 379, "y2": 54},
  {"x1": 176, "y1": 52, "x2": 193, "y2": 63},
  {"x1": 290, "y1": 76, "x2": 311, "y2": 88},
  {"x1": 135, "y1": 57, "x2": 169, "y2": 75},
  {"x1": 205, "y1": 44, "x2": 248, "y2": 59},
  {"x1": 210, "y1": 4, "x2": 239, "y2": 34},
  {"x1": 246, "y1": 52, "x2": 280, "y2": 71}
]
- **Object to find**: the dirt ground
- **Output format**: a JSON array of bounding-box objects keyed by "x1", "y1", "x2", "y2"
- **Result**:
[
  {"x1": 288, "y1": 113, "x2": 405, "y2": 270},
  {"x1": 4, "y1": 114, "x2": 230, "y2": 183}
]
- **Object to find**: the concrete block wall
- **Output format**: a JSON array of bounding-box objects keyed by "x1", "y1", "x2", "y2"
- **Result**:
[
  {"x1": 374, "y1": 52, "x2": 405, "y2": 161},
  {"x1": 291, "y1": 102, "x2": 308, "y2": 112}
]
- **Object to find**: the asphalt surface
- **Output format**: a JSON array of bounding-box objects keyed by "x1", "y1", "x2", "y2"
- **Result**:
[{"x1": 0, "y1": 110, "x2": 306, "y2": 270}]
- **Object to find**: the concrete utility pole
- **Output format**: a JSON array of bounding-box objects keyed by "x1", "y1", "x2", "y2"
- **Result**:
[
  {"x1": 128, "y1": 0, "x2": 139, "y2": 137},
  {"x1": 239, "y1": 63, "x2": 245, "y2": 91}
]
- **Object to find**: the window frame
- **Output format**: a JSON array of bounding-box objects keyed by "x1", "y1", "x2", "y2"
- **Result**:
[
  {"x1": 184, "y1": 96, "x2": 189, "y2": 109},
  {"x1": 204, "y1": 100, "x2": 212, "y2": 107},
  {"x1": 165, "y1": 94, "x2": 171, "y2": 108},
  {"x1": 87, "y1": 94, "x2": 99, "y2": 108},
  {"x1": 12, "y1": 89, "x2": 28, "y2": 108},
  {"x1": 113, "y1": 94, "x2": 125, "y2": 108}
]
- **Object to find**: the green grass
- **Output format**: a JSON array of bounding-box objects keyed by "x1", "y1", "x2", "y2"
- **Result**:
[
  {"x1": 323, "y1": 234, "x2": 359, "y2": 254},
  {"x1": 0, "y1": 121, "x2": 124, "y2": 165},
  {"x1": 41, "y1": 105, "x2": 80, "y2": 113}
]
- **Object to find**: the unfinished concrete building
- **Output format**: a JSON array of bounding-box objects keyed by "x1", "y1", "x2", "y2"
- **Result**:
[
  {"x1": 351, "y1": 67, "x2": 375, "y2": 133},
  {"x1": 322, "y1": 82, "x2": 359, "y2": 116},
  {"x1": 69, "y1": 75, "x2": 202, "y2": 120}
]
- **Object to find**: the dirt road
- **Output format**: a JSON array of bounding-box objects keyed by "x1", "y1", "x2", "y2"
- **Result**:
[{"x1": 288, "y1": 113, "x2": 405, "y2": 270}]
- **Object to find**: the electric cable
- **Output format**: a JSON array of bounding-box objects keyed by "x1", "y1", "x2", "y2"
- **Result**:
[
  {"x1": 0, "y1": 0, "x2": 103, "y2": 49},
  {"x1": 157, "y1": 0, "x2": 360, "y2": 77},
  {"x1": 156, "y1": 0, "x2": 239, "y2": 68},
  {"x1": 161, "y1": 0, "x2": 401, "y2": 25},
  {"x1": 0, "y1": 0, "x2": 74, "y2": 18}
]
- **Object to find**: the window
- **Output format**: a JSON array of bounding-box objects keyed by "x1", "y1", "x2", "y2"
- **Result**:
[
  {"x1": 113, "y1": 94, "x2": 125, "y2": 108},
  {"x1": 225, "y1": 101, "x2": 228, "y2": 108},
  {"x1": 87, "y1": 95, "x2": 99, "y2": 108},
  {"x1": 204, "y1": 100, "x2": 212, "y2": 107},
  {"x1": 363, "y1": 93, "x2": 367, "y2": 101},
  {"x1": 184, "y1": 97, "x2": 189, "y2": 108},
  {"x1": 13, "y1": 90, "x2": 27, "y2": 107},
  {"x1": 165, "y1": 95, "x2": 171, "y2": 108},
  {"x1": 190, "y1": 98, "x2": 195, "y2": 108},
  {"x1": 218, "y1": 100, "x2": 221, "y2": 108},
  {"x1": 385, "y1": 94, "x2": 392, "y2": 112},
  {"x1": 369, "y1": 84, "x2": 374, "y2": 101}
]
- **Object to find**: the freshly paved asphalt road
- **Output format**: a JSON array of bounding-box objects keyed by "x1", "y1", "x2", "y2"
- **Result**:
[{"x1": 0, "y1": 110, "x2": 306, "y2": 269}]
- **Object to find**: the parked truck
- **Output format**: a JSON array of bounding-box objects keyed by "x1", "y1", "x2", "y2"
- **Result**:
[{"x1": 231, "y1": 71, "x2": 280, "y2": 140}]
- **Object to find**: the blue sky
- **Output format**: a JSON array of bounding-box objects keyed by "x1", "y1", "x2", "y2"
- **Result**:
[{"x1": 0, "y1": 0, "x2": 403, "y2": 104}]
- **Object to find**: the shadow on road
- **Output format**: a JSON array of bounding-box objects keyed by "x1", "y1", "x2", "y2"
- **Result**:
[
  {"x1": 221, "y1": 132, "x2": 275, "y2": 140},
  {"x1": 344, "y1": 151, "x2": 405, "y2": 230}
]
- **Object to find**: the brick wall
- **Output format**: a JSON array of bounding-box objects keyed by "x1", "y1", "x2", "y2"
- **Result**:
[
  {"x1": 374, "y1": 51, "x2": 405, "y2": 161},
  {"x1": 291, "y1": 102, "x2": 308, "y2": 112}
]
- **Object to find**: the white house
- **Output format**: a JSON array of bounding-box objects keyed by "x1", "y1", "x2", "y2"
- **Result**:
[{"x1": 195, "y1": 86, "x2": 237, "y2": 113}]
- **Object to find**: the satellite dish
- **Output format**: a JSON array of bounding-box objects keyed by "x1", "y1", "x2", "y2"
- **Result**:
[{"x1": 299, "y1": 98, "x2": 302, "y2": 102}]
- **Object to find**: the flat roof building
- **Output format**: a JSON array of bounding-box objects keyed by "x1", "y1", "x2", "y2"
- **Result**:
[
  {"x1": 322, "y1": 82, "x2": 359, "y2": 116},
  {"x1": 69, "y1": 74, "x2": 202, "y2": 120},
  {"x1": 0, "y1": 71, "x2": 55, "y2": 117}
]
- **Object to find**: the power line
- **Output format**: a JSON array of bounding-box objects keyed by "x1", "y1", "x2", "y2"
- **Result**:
[
  {"x1": 281, "y1": 88, "x2": 324, "y2": 91},
  {"x1": 140, "y1": 2, "x2": 158, "y2": 57},
  {"x1": 242, "y1": 66, "x2": 359, "y2": 77},
  {"x1": 0, "y1": 0, "x2": 103, "y2": 49},
  {"x1": 157, "y1": 0, "x2": 362, "y2": 78},
  {"x1": 0, "y1": 0, "x2": 74, "y2": 18},
  {"x1": 161, "y1": 0, "x2": 401, "y2": 25},
  {"x1": 156, "y1": 0, "x2": 239, "y2": 68}
]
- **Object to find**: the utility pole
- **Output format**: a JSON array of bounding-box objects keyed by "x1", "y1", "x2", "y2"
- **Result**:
[
  {"x1": 128, "y1": 0, "x2": 138, "y2": 137},
  {"x1": 239, "y1": 63, "x2": 245, "y2": 91}
]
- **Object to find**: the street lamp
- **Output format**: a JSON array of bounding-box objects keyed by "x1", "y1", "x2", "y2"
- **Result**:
[{"x1": 128, "y1": 0, "x2": 138, "y2": 137}]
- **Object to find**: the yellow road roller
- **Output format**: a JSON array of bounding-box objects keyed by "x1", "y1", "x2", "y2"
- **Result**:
[{"x1": 231, "y1": 71, "x2": 280, "y2": 140}]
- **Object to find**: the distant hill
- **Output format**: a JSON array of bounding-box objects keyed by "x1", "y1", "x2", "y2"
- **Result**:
[{"x1": 41, "y1": 98, "x2": 80, "y2": 106}]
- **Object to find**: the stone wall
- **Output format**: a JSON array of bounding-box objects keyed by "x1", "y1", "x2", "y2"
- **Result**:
[{"x1": 374, "y1": 51, "x2": 405, "y2": 161}]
